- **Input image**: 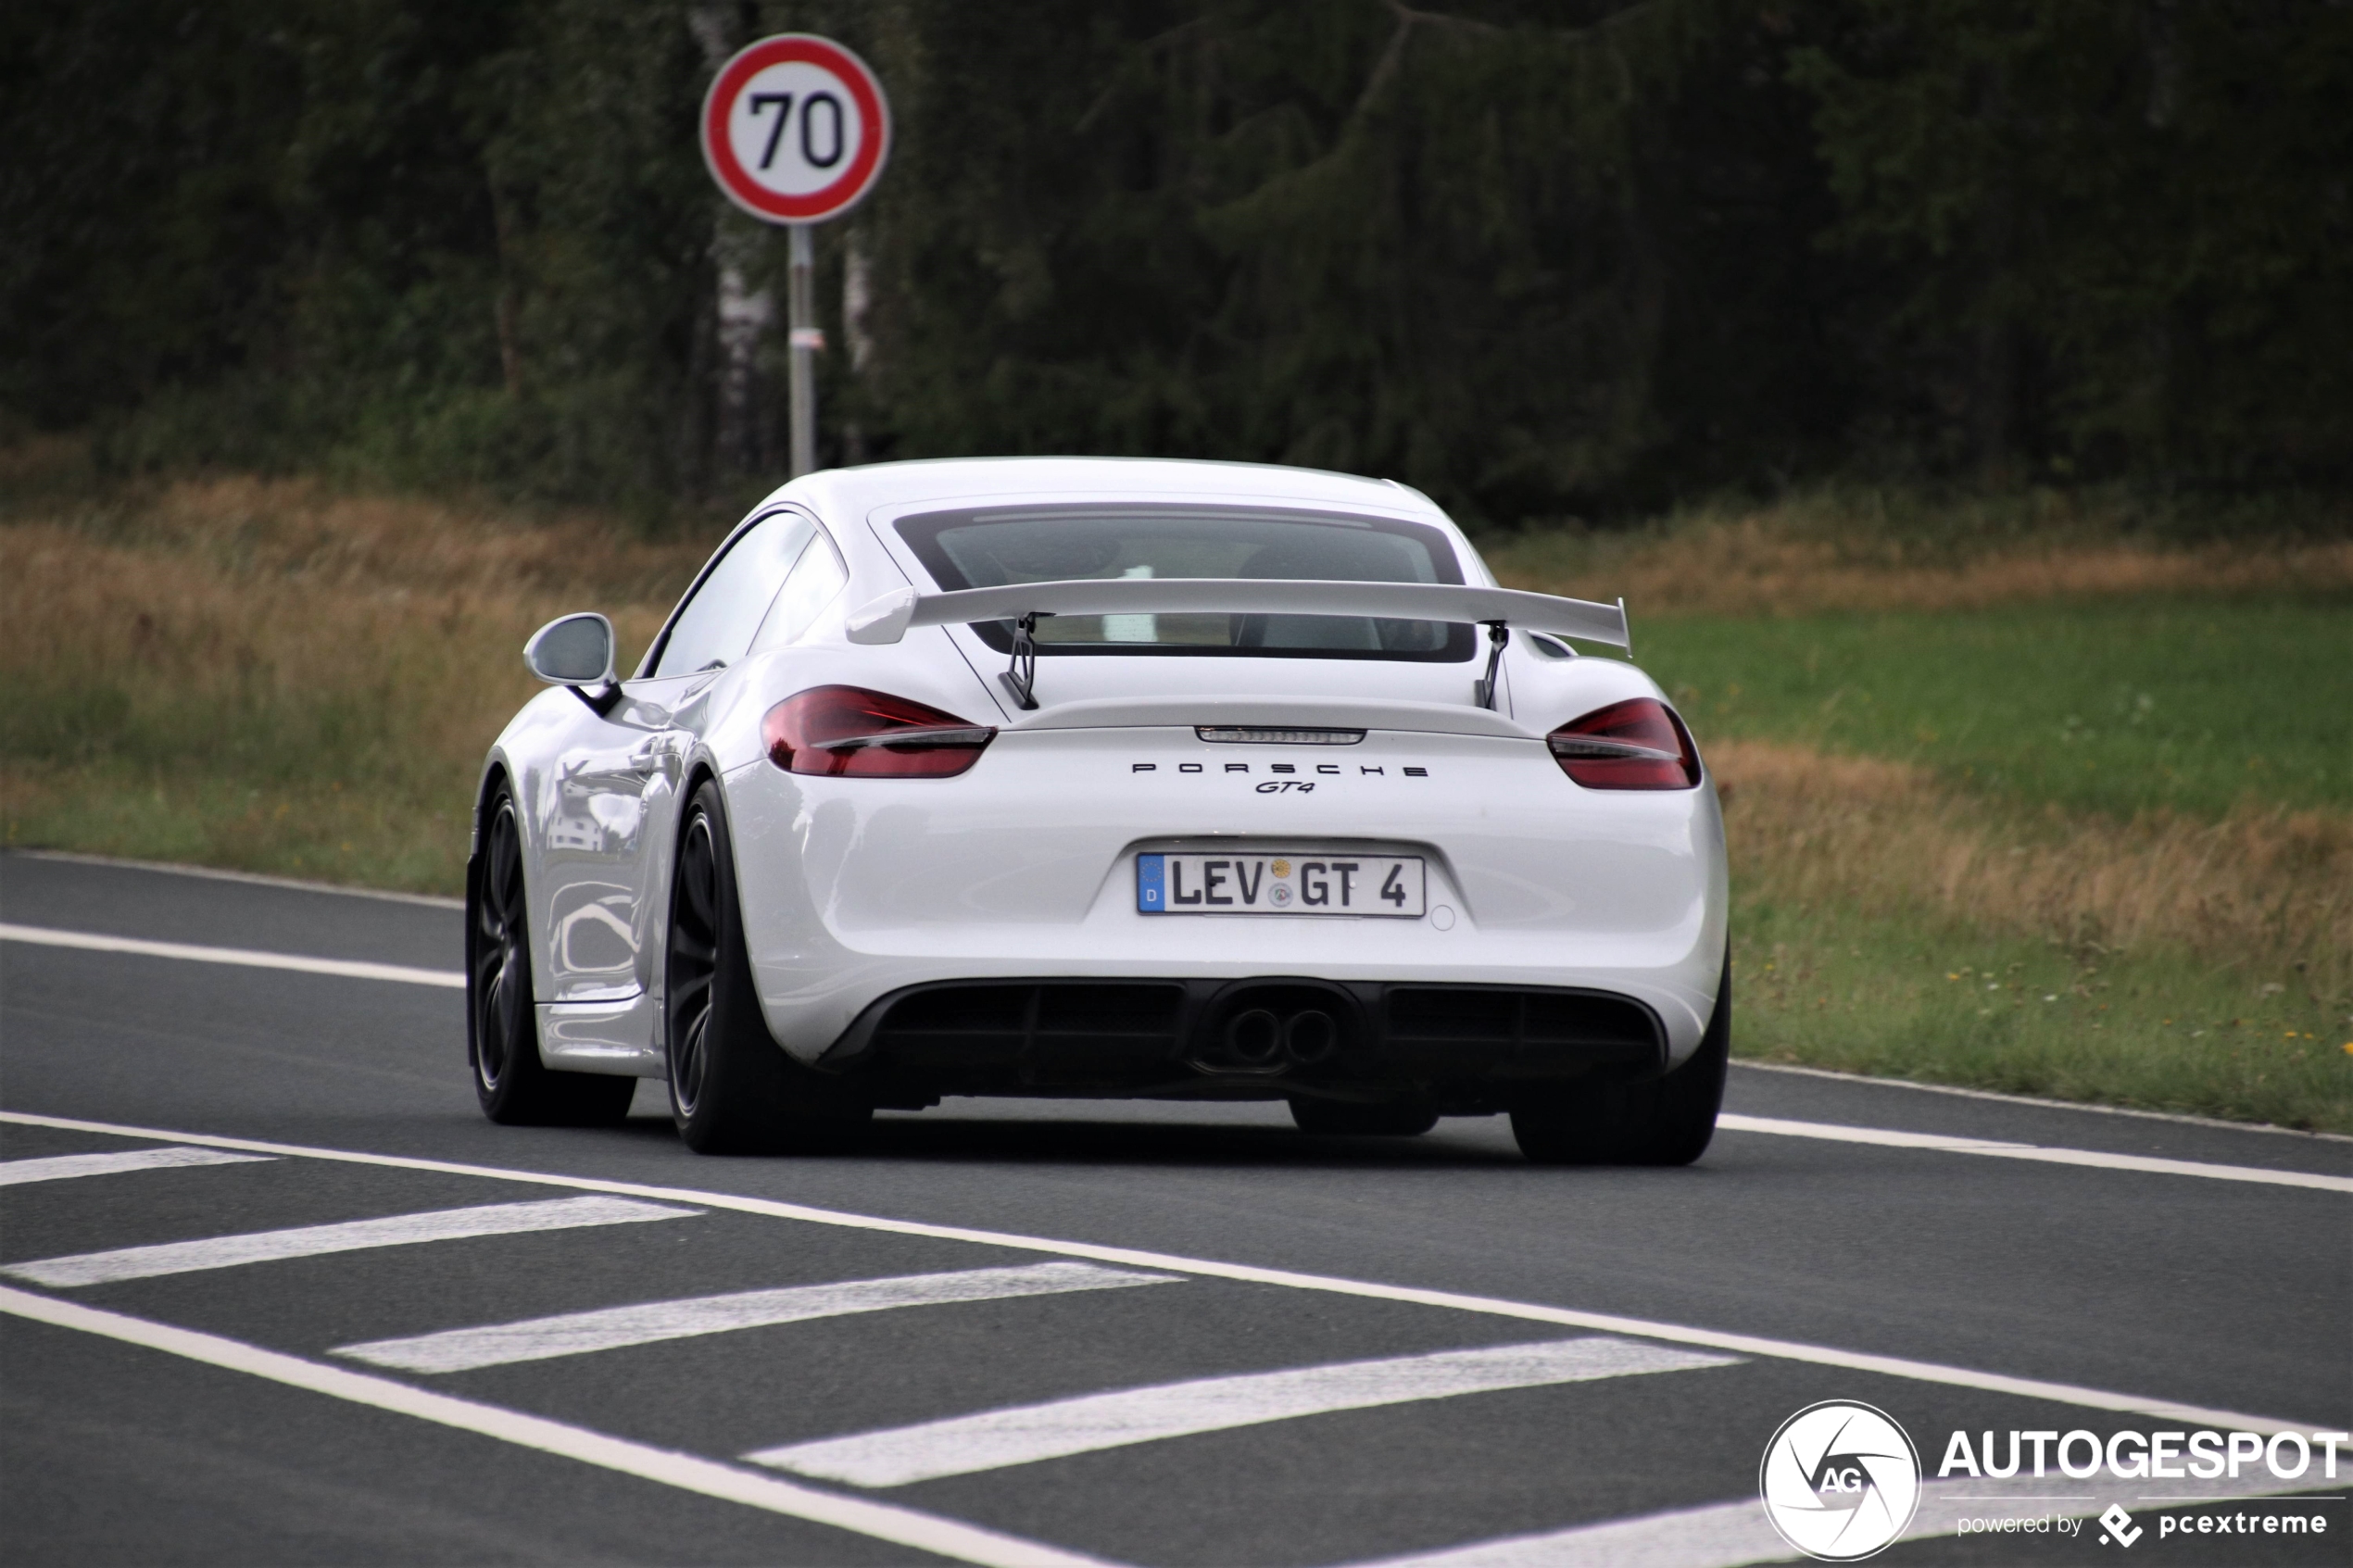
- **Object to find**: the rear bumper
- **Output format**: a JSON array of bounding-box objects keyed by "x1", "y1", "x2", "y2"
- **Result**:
[
  {"x1": 719, "y1": 721, "x2": 1727, "y2": 1071},
  {"x1": 819, "y1": 976, "x2": 1667, "y2": 1112}
]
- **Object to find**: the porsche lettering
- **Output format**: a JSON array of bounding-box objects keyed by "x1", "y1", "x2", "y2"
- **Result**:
[{"x1": 1126, "y1": 762, "x2": 1434, "y2": 779}]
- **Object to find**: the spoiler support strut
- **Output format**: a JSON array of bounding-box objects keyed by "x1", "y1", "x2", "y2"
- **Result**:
[
  {"x1": 1000, "y1": 613, "x2": 1042, "y2": 711},
  {"x1": 1472, "y1": 621, "x2": 1508, "y2": 710}
]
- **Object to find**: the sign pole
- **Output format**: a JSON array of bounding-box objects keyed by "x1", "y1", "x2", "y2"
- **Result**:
[
  {"x1": 787, "y1": 225, "x2": 817, "y2": 478},
  {"x1": 698, "y1": 33, "x2": 891, "y2": 483}
]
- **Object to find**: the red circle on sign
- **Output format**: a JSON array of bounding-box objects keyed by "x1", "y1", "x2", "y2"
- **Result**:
[{"x1": 700, "y1": 34, "x2": 889, "y2": 224}]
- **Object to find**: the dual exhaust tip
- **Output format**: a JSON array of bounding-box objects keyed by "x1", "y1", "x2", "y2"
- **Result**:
[{"x1": 1193, "y1": 998, "x2": 1343, "y2": 1074}]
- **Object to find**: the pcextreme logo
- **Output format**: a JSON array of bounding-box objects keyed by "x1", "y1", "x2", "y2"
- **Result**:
[{"x1": 1759, "y1": 1401, "x2": 1923, "y2": 1562}]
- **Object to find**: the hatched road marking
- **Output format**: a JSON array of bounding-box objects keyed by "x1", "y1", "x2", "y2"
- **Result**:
[
  {"x1": 0, "y1": 1286, "x2": 1123, "y2": 1568},
  {"x1": 334, "y1": 1261, "x2": 1179, "y2": 1374},
  {"x1": 0, "y1": 1146, "x2": 273, "y2": 1186},
  {"x1": 3, "y1": 1195, "x2": 696, "y2": 1287},
  {"x1": 749, "y1": 1337, "x2": 1738, "y2": 1487},
  {"x1": 0, "y1": 1110, "x2": 2318, "y2": 1434}
]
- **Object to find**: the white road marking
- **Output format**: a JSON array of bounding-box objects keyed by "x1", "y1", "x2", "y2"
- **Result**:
[
  {"x1": 750, "y1": 1337, "x2": 1737, "y2": 1487},
  {"x1": 0, "y1": 1147, "x2": 273, "y2": 1186},
  {"x1": 1350, "y1": 1467, "x2": 2329, "y2": 1567},
  {"x1": 9, "y1": 921, "x2": 2342, "y2": 1189},
  {"x1": 1717, "y1": 1113, "x2": 2353, "y2": 1194},
  {"x1": 0, "y1": 1286, "x2": 1121, "y2": 1568},
  {"x1": 0, "y1": 1111, "x2": 2315, "y2": 1435},
  {"x1": 0, "y1": 922, "x2": 464, "y2": 987},
  {"x1": 1732, "y1": 1060, "x2": 2353, "y2": 1143},
  {"x1": 10, "y1": 850, "x2": 464, "y2": 909},
  {"x1": 12, "y1": 926, "x2": 2338, "y2": 1190},
  {"x1": 3, "y1": 1196, "x2": 694, "y2": 1287},
  {"x1": 334, "y1": 1261, "x2": 1178, "y2": 1374}
]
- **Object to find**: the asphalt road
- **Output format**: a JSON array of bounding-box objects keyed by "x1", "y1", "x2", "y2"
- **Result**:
[{"x1": 2, "y1": 852, "x2": 2347, "y2": 1568}]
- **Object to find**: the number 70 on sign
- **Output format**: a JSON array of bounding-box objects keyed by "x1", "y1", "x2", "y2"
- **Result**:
[{"x1": 700, "y1": 34, "x2": 890, "y2": 226}]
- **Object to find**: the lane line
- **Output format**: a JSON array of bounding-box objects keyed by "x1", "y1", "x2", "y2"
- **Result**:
[
  {"x1": 0, "y1": 1110, "x2": 2317, "y2": 1435},
  {"x1": 750, "y1": 1336, "x2": 1735, "y2": 1487},
  {"x1": 334, "y1": 1261, "x2": 1179, "y2": 1374},
  {"x1": 1352, "y1": 1468, "x2": 2334, "y2": 1567},
  {"x1": 8, "y1": 929, "x2": 2341, "y2": 1185},
  {"x1": 4, "y1": 1196, "x2": 695, "y2": 1287},
  {"x1": 0, "y1": 1286, "x2": 1120, "y2": 1568},
  {"x1": 1718, "y1": 1114, "x2": 2353, "y2": 1194},
  {"x1": 0, "y1": 1147, "x2": 273, "y2": 1186},
  {"x1": 1732, "y1": 1060, "x2": 2353, "y2": 1145},
  {"x1": 0, "y1": 923, "x2": 464, "y2": 988},
  {"x1": 7, "y1": 850, "x2": 465, "y2": 909}
]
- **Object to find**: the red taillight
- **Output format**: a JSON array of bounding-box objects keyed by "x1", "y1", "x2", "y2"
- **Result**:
[
  {"x1": 1547, "y1": 698, "x2": 1701, "y2": 789},
  {"x1": 761, "y1": 686, "x2": 996, "y2": 778}
]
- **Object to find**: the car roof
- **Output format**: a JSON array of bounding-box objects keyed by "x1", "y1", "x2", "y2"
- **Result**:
[{"x1": 767, "y1": 457, "x2": 1447, "y2": 525}]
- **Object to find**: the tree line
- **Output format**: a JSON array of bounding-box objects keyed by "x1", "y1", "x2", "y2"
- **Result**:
[{"x1": 5, "y1": 0, "x2": 2346, "y2": 523}]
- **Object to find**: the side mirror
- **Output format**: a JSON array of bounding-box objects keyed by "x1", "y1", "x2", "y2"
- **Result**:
[{"x1": 523, "y1": 613, "x2": 622, "y2": 715}]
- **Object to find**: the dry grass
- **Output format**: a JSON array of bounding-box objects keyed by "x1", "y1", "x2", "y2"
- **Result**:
[
  {"x1": 1, "y1": 471, "x2": 703, "y2": 889},
  {"x1": 1487, "y1": 494, "x2": 2353, "y2": 616},
  {"x1": 1714, "y1": 739, "x2": 2351, "y2": 1000},
  {"x1": 22, "y1": 470, "x2": 709, "y2": 601},
  {"x1": 1713, "y1": 737, "x2": 2348, "y2": 1129}
]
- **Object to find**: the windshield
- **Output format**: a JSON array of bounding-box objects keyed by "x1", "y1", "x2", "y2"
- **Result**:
[{"x1": 895, "y1": 507, "x2": 1474, "y2": 662}]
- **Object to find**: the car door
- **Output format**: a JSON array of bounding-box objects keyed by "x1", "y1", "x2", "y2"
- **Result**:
[
  {"x1": 602, "y1": 509, "x2": 824, "y2": 992},
  {"x1": 538, "y1": 671, "x2": 720, "y2": 1005},
  {"x1": 537, "y1": 508, "x2": 816, "y2": 1006}
]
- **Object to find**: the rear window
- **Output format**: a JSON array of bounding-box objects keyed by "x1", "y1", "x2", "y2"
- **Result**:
[{"x1": 894, "y1": 507, "x2": 1474, "y2": 662}]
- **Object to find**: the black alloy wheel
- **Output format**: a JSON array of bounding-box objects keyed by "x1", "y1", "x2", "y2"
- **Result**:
[
  {"x1": 665, "y1": 808, "x2": 724, "y2": 1122},
  {"x1": 664, "y1": 779, "x2": 870, "y2": 1154},
  {"x1": 467, "y1": 782, "x2": 635, "y2": 1126},
  {"x1": 1510, "y1": 952, "x2": 1730, "y2": 1166}
]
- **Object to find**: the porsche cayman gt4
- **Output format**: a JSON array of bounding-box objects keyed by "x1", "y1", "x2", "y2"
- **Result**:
[{"x1": 467, "y1": 458, "x2": 1729, "y2": 1163}]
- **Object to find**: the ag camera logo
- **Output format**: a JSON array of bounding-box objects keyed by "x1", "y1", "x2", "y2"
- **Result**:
[{"x1": 1760, "y1": 1401, "x2": 1922, "y2": 1561}]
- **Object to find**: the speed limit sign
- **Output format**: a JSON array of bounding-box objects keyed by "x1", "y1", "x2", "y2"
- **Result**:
[{"x1": 699, "y1": 34, "x2": 889, "y2": 225}]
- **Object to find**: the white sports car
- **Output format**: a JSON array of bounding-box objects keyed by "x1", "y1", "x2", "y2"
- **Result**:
[{"x1": 468, "y1": 458, "x2": 1729, "y2": 1163}]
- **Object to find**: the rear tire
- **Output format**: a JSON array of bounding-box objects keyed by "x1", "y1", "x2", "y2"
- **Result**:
[
  {"x1": 665, "y1": 780, "x2": 870, "y2": 1155},
  {"x1": 1289, "y1": 1098, "x2": 1440, "y2": 1136},
  {"x1": 1510, "y1": 955, "x2": 1730, "y2": 1166},
  {"x1": 467, "y1": 781, "x2": 635, "y2": 1127}
]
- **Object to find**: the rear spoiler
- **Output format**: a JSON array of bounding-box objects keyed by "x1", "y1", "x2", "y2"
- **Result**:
[
  {"x1": 849, "y1": 577, "x2": 1629, "y2": 647},
  {"x1": 844, "y1": 577, "x2": 1631, "y2": 710}
]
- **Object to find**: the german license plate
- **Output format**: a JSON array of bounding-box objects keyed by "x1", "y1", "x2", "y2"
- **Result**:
[{"x1": 1136, "y1": 853, "x2": 1425, "y2": 917}]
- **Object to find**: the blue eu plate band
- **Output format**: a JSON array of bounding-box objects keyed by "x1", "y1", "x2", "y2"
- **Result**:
[{"x1": 1136, "y1": 854, "x2": 1166, "y2": 914}]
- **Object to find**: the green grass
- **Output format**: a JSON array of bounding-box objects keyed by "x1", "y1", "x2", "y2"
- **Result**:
[
  {"x1": 1730, "y1": 898, "x2": 2347, "y2": 1131},
  {"x1": 1635, "y1": 596, "x2": 2353, "y2": 819},
  {"x1": 1587, "y1": 590, "x2": 2353, "y2": 1131},
  {"x1": 4, "y1": 768, "x2": 472, "y2": 894}
]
